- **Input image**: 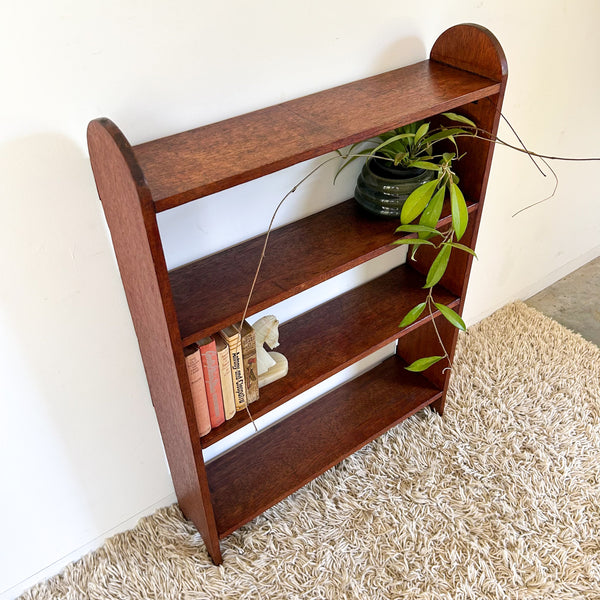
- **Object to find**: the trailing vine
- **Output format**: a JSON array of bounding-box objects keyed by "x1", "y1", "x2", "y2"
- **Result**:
[
  {"x1": 337, "y1": 112, "x2": 600, "y2": 371},
  {"x1": 239, "y1": 111, "x2": 600, "y2": 382}
]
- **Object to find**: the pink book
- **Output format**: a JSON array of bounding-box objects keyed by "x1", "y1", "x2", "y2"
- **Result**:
[
  {"x1": 198, "y1": 337, "x2": 225, "y2": 428},
  {"x1": 183, "y1": 344, "x2": 211, "y2": 437}
]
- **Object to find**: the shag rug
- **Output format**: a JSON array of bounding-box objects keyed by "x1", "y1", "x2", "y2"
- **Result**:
[{"x1": 20, "y1": 302, "x2": 600, "y2": 599}]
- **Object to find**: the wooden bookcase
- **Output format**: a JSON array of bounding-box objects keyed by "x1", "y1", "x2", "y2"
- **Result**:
[{"x1": 87, "y1": 24, "x2": 507, "y2": 564}]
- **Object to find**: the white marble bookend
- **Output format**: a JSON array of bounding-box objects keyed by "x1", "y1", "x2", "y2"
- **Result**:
[{"x1": 251, "y1": 315, "x2": 288, "y2": 388}]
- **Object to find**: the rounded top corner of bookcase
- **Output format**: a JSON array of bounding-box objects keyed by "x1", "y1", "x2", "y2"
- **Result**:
[
  {"x1": 87, "y1": 117, "x2": 153, "y2": 205},
  {"x1": 431, "y1": 23, "x2": 508, "y2": 83}
]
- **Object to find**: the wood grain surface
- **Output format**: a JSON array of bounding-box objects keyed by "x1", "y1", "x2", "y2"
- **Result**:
[{"x1": 133, "y1": 61, "x2": 500, "y2": 211}]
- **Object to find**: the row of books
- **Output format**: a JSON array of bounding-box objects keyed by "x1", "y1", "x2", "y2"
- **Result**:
[{"x1": 184, "y1": 320, "x2": 259, "y2": 437}]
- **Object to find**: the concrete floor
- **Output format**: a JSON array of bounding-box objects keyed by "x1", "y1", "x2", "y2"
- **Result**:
[{"x1": 526, "y1": 256, "x2": 600, "y2": 347}]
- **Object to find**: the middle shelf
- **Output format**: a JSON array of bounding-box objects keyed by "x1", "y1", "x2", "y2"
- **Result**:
[{"x1": 170, "y1": 197, "x2": 477, "y2": 345}]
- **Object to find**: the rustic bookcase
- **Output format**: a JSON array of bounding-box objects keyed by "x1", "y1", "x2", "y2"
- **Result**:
[{"x1": 88, "y1": 24, "x2": 507, "y2": 564}]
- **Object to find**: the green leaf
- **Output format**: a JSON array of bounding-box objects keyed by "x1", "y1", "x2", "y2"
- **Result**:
[
  {"x1": 447, "y1": 242, "x2": 477, "y2": 257},
  {"x1": 392, "y1": 238, "x2": 435, "y2": 247},
  {"x1": 434, "y1": 302, "x2": 467, "y2": 331},
  {"x1": 376, "y1": 149, "x2": 397, "y2": 160},
  {"x1": 419, "y1": 186, "x2": 446, "y2": 235},
  {"x1": 393, "y1": 151, "x2": 409, "y2": 165},
  {"x1": 450, "y1": 183, "x2": 468, "y2": 241},
  {"x1": 380, "y1": 130, "x2": 399, "y2": 141},
  {"x1": 425, "y1": 243, "x2": 451, "y2": 288},
  {"x1": 399, "y1": 302, "x2": 427, "y2": 327},
  {"x1": 400, "y1": 179, "x2": 439, "y2": 224},
  {"x1": 414, "y1": 122, "x2": 430, "y2": 143},
  {"x1": 405, "y1": 356, "x2": 444, "y2": 372},
  {"x1": 409, "y1": 160, "x2": 440, "y2": 171},
  {"x1": 370, "y1": 133, "x2": 415, "y2": 157},
  {"x1": 423, "y1": 128, "x2": 468, "y2": 144},
  {"x1": 442, "y1": 112, "x2": 477, "y2": 128},
  {"x1": 387, "y1": 139, "x2": 407, "y2": 155},
  {"x1": 395, "y1": 224, "x2": 440, "y2": 235}
]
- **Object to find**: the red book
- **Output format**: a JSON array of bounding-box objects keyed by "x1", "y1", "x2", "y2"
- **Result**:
[
  {"x1": 198, "y1": 337, "x2": 225, "y2": 428},
  {"x1": 183, "y1": 344, "x2": 211, "y2": 437}
]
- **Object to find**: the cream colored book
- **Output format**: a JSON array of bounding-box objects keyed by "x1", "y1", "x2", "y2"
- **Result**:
[
  {"x1": 219, "y1": 325, "x2": 247, "y2": 411},
  {"x1": 240, "y1": 320, "x2": 260, "y2": 404},
  {"x1": 215, "y1": 336, "x2": 236, "y2": 420}
]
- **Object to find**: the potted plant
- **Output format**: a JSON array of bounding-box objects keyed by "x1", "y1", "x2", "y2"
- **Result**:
[
  {"x1": 336, "y1": 113, "x2": 474, "y2": 217},
  {"x1": 337, "y1": 112, "x2": 479, "y2": 372}
]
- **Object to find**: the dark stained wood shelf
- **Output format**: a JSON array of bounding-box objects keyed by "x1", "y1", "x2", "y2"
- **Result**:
[
  {"x1": 171, "y1": 198, "x2": 478, "y2": 345},
  {"x1": 206, "y1": 354, "x2": 441, "y2": 537},
  {"x1": 88, "y1": 24, "x2": 507, "y2": 564},
  {"x1": 200, "y1": 264, "x2": 458, "y2": 447},
  {"x1": 133, "y1": 60, "x2": 500, "y2": 212}
]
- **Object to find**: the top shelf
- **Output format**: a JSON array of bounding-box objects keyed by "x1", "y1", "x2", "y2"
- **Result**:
[{"x1": 133, "y1": 60, "x2": 501, "y2": 212}]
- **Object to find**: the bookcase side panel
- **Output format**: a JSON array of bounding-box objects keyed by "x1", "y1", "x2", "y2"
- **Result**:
[
  {"x1": 402, "y1": 24, "x2": 509, "y2": 410},
  {"x1": 87, "y1": 119, "x2": 222, "y2": 564},
  {"x1": 409, "y1": 26, "x2": 508, "y2": 302}
]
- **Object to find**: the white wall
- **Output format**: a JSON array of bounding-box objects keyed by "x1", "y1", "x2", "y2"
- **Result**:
[{"x1": 2, "y1": 1, "x2": 599, "y2": 597}]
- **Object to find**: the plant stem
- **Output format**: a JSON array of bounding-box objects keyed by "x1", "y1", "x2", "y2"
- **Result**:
[
  {"x1": 425, "y1": 290, "x2": 451, "y2": 369},
  {"x1": 235, "y1": 154, "x2": 341, "y2": 431}
]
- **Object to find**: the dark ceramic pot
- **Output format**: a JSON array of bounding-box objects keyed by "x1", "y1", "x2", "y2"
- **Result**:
[{"x1": 355, "y1": 157, "x2": 436, "y2": 218}]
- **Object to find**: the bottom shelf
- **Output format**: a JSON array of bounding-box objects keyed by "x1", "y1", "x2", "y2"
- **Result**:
[{"x1": 205, "y1": 354, "x2": 442, "y2": 537}]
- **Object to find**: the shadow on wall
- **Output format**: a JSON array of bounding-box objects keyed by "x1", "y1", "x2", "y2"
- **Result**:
[{"x1": 0, "y1": 133, "x2": 172, "y2": 594}]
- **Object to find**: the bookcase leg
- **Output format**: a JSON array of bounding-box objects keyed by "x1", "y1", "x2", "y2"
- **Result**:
[
  {"x1": 178, "y1": 493, "x2": 223, "y2": 564},
  {"x1": 431, "y1": 395, "x2": 446, "y2": 416},
  {"x1": 206, "y1": 539, "x2": 223, "y2": 565}
]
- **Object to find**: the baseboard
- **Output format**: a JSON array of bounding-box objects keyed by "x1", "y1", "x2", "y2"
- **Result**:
[
  {"x1": 519, "y1": 247, "x2": 600, "y2": 303},
  {"x1": 465, "y1": 246, "x2": 600, "y2": 327},
  {"x1": 1, "y1": 492, "x2": 177, "y2": 600}
]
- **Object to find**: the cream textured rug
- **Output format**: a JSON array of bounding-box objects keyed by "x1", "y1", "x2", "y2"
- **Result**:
[{"x1": 20, "y1": 302, "x2": 600, "y2": 599}]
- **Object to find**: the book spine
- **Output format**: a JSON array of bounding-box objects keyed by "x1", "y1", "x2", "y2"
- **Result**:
[
  {"x1": 241, "y1": 321, "x2": 260, "y2": 404},
  {"x1": 199, "y1": 338, "x2": 225, "y2": 428},
  {"x1": 184, "y1": 345, "x2": 211, "y2": 437},
  {"x1": 216, "y1": 339, "x2": 236, "y2": 420},
  {"x1": 224, "y1": 331, "x2": 247, "y2": 411}
]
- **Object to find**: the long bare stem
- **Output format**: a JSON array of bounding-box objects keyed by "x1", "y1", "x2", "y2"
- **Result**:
[
  {"x1": 425, "y1": 290, "x2": 450, "y2": 368},
  {"x1": 235, "y1": 155, "x2": 341, "y2": 431},
  {"x1": 232, "y1": 113, "x2": 599, "y2": 422},
  {"x1": 237, "y1": 155, "x2": 341, "y2": 331}
]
